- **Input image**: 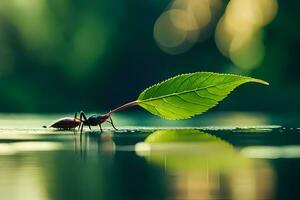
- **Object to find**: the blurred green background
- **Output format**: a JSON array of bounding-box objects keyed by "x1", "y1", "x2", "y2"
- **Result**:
[{"x1": 0, "y1": 0, "x2": 298, "y2": 113}]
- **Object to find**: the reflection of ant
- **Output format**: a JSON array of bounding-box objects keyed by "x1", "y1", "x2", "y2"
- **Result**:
[{"x1": 44, "y1": 111, "x2": 118, "y2": 133}]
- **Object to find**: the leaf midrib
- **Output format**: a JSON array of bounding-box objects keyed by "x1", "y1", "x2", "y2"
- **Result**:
[{"x1": 138, "y1": 84, "x2": 219, "y2": 103}]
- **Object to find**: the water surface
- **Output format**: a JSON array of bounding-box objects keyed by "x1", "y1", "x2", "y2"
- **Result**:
[{"x1": 0, "y1": 113, "x2": 300, "y2": 200}]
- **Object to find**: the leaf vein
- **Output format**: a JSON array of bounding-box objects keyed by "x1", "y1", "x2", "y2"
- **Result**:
[
  {"x1": 193, "y1": 91, "x2": 217, "y2": 104},
  {"x1": 176, "y1": 95, "x2": 211, "y2": 107},
  {"x1": 175, "y1": 74, "x2": 193, "y2": 92},
  {"x1": 163, "y1": 97, "x2": 193, "y2": 112},
  {"x1": 205, "y1": 88, "x2": 225, "y2": 97}
]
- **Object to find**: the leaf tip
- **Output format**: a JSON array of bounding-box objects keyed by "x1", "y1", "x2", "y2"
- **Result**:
[
  {"x1": 260, "y1": 80, "x2": 270, "y2": 86},
  {"x1": 253, "y1": 78, "x2": 269, "y2": 86}
]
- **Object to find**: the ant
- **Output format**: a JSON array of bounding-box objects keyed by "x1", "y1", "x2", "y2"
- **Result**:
[
  {"x1": 44, "y1": 101, "x2": 138, "y2": 133},
  {"x1": 44, "y1": 111, "x2": 118, "y2": 134}
]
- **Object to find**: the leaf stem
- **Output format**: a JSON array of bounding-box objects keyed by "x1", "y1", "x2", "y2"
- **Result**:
[{"x1": 107, "y1": 101, "x2": 138, "y2": 115}]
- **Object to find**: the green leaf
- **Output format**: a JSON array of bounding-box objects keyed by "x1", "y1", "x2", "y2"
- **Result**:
[{"x1": 137, "y1": 72, "x2": 268, "y2": 120}]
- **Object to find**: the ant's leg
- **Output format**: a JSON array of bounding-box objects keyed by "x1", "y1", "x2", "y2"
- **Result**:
[
  {"x1": 77, "y1": 112, "x2": 84, "y2": 132},
  {"x1": 106, "y1": 121, "x2": 118, "y2": 131},
  {"x1": 79, "y1": 111, "x2": 88, "y2": 134},
  {"x1": 79, "y1": 111, "x2": 91, "y2": 130},
  {"x1": 77, "y1": 111, "x2": 84, "y2": 131},
  {"x1": 73, "y1": 112, "x2": 79, "y2": 132},
  {"x1": 80, "y1": 123, "x2": 84, "y2": 134},
  {"x1": 74, "y1": 112, "x2": 78, "y2": 120},
  {"x1": 78, "y1": 121, "x2": 82, "y2": 132},
  {"x1": 107, "y1": 116, "x2": 118, "y2": 131},
  {"x1": 98, "y1": 124, "x2": 103, "y2": 132}
]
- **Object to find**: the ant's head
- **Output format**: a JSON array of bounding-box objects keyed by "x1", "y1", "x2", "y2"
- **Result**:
[{"x1": 100, "y1": 114, "x2": 110, "y2": 122}]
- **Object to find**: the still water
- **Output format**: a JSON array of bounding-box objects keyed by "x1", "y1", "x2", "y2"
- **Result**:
[{"x1": 0, "y1": 113, "x2": 300, "y2": 200}]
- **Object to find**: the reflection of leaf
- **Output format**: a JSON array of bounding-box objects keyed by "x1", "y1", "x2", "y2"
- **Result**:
[
  {"x1": 137, "y1": 72, "x2": 268, "y2": 120},
  {"x1": 136, "y1": 130, "x2": 273, "y2": 198},
  {"x1": 145, "y1": 130, "x2": 220, "y2": 143},
  {"x1": 136, "y1": 129, "x2": 248, "y2": 171}
]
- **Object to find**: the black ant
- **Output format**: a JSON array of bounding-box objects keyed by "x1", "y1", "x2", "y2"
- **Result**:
[
  {"x1": 44, "y1": 111, "x2": 118, "y2": 134},
  {"x1": 44, "y1": 101, "x2": 138, "y2": 133}
]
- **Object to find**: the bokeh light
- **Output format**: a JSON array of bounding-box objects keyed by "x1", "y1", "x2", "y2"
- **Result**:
[
  {"x1": 215, "y1": 0, "x2": 278, "y2": 70},
  {"x1": 154, "y1": 0, "x2": 222, "y2": 55},
  {"x1": 0, "y1": 0, "x2": 298, "y2": 113},
  {"x1": 154, "y1": 10, "x2": 190, "y2": 54}
]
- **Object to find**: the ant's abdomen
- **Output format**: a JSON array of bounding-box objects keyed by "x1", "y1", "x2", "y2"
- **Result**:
[{"x1": 49, "y1": 117, "x2": 81, "y2": 129}]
